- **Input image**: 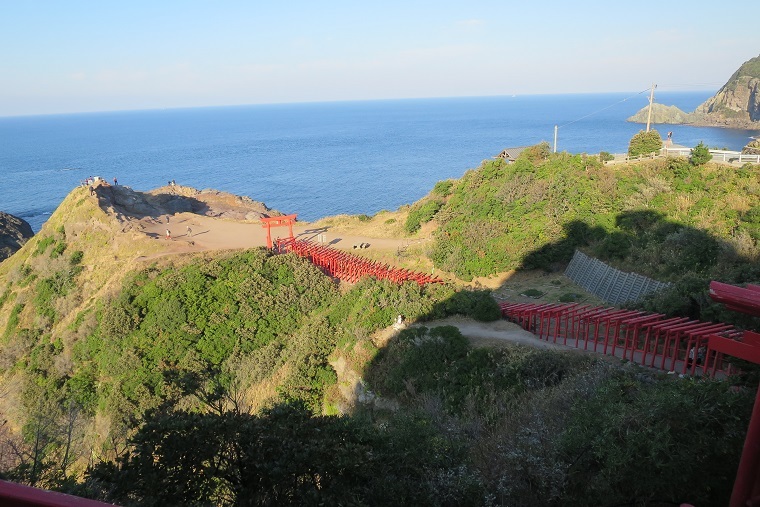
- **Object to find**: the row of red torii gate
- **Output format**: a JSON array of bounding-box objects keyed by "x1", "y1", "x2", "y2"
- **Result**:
[
  {"x1": 502, "y1": 281, "x2": 760, "y2": 507},
  {"x1": 261, "y1": 214, "x2": 442, "y2": 285}
]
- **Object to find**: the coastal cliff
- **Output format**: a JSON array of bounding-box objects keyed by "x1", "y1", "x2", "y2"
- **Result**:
[
  {"x1": 628, "y1": 53, "x2": 760, "y2": 130},
  {"x1": 0, "y1": 212, "x2": 33, "y2": 261}
]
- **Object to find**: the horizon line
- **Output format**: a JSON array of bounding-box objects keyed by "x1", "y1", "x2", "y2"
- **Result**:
[{"x1": 0, "y1": 88, "x2": 718, "y2": 120}]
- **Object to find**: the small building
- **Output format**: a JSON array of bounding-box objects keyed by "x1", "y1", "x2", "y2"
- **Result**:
[{"x1": 495, "y1": 146, "x2": 528, "y2": 162}]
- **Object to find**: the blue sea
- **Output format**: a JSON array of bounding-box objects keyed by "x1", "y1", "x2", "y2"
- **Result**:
[{"x1": 1, "y1": 92, "x2": 758, "y2": 232}]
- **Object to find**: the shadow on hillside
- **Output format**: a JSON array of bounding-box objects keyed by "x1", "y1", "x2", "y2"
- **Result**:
[
  {"x1": 92, "y1": 184, "x2": 278, "y2": 223},
  {"x1": 511, "y1": 209, "x2": 760, "y2": 322},
  {"x1": 93, "y1": 184, "x2": 211, "y2": 221}
]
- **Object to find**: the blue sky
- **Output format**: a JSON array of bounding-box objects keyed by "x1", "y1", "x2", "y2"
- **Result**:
[{"x1": 1, "y1": 0, "x2": 758, "y2": 116}]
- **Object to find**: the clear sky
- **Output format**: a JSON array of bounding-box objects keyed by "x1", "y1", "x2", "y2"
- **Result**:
[{"x1": 1, "y1": 0, "x2": 758, "y2": 117}]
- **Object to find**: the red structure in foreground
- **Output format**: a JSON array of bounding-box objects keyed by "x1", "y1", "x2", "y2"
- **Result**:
[
  {"x1": 277, "y1": 238, "x2": 443, "y2": 286},
  {"x1": 708, "y1": 281, "x2": 760, "y2": 507},
  {"x1": 0, "y1": 479, "x2": 115, "y2": 507},
  {"x1": 498, "y1": 300, "x2": 738, "y2": 375},
  {"x1": 501, "y1": 281, "x2": 760, "y2": 507},
  {"x1": 260, "y1": 214, "x2": 297, "y2": 249}
]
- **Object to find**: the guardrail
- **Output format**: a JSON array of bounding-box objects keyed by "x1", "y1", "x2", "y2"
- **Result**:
[{"x1": 610, "y1": 148, "x2": 760, "y2": 164}]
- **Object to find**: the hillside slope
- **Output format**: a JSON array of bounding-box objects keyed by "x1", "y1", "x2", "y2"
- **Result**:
[{"x1": 406, "y1": 148, "x2": 760, "y2": 323}]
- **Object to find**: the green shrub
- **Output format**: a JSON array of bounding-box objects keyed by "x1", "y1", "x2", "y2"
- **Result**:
[
  {"x1": 628, "y1": 130, "x2": 662, "y2": 157},
  {"x1": 51, "y1": 242, "x2": 67, "y2": 258},
  {"x1": 599, "y1": 151, "x2": 614, "y2": 162},
  {"x1": 34, "y1": 237, "x2": 56, "y2": 256},
  {"x1": 690, "y1": 141, "x2": 712, "y2": 165},
  {"x1": 404, "y1": 199, "x2": 443, "y2": 234},
  {"x1": 70, "y1": 250, "x2": 84, "y2": 265},
  {"x1": 431, "y1": 180, "x2": 454, "y2": 197}
]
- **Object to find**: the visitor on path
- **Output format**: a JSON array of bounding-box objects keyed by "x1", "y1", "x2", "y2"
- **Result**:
[
  {"x1": 166, "y1": 229, "x2": 172, "y2": 240},
  {"x1": 166, "y1": 215, "x2": 170, "y2": 224},
  {"x1": 687, "y1": 346, "x2": 695, "y2": 368},
  {"x1": 113, "y1": 177, "x2": 118, "y2": 185},
  {"x1": 186, "y1": 226, "x2": 192, "y2": 237},
  {"x1": 697, "y1": 345, "x2": 706, "y2": 366}
]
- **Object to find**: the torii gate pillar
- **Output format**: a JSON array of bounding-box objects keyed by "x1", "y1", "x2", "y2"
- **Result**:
[
  {"x1": 261, "y1": 214, "x2": 297, "y2": 249},
  {"x1": 709, "y1": 281, "x2": 760, "y2": 507}
]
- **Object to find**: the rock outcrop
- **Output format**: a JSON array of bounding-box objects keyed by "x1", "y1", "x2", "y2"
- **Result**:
[
  {"x1": 628, "y1": 54, "x2": 760, "y2": 129},
  {"x1": 696, "y1": 55, "x2": 760, "y2": 124},
  {"x1": 0, "y1": 212, "x2": 34, "y2": 262},
  {"x1": 92, "y1": 182, "x2": 281, "y2": 224},
  {"x1": 744, "y1": 139, "x2": 760, "y2": 155}
]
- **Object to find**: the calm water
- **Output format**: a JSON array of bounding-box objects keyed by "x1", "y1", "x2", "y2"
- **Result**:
[{"x1": 1, "y1": 92, "x2": 758, "y2": 231}]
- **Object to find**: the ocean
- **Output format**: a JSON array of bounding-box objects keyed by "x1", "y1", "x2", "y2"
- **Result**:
[{"x1": 1, "y1": 92, "x2": 758, "y2": 232}]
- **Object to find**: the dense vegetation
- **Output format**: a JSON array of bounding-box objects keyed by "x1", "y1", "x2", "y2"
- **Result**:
[
  {"x1": 0, "y1": 245, "x2": 498, "y2": 493},
  {"x1": 79, "y1": 327, "x2": 753, "y2": 506},
  {"x1": 425, "y1": 151, "x2": 760, "y2": 323},
  {"x1": 1, "y1": 150, "x2": 759, "y2": 505}
]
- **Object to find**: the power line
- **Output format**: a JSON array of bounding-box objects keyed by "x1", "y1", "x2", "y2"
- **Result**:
[{"x1": 558, "y1": 87, "x2": 651, "y2": 129}]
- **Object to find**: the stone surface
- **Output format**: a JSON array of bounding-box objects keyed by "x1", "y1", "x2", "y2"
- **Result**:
[{"x1": 0, "y1": 212, "x2": 34, "y2": 262}]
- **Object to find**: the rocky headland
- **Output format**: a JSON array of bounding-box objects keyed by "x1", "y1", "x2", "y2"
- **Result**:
[
  {"x1": 628, "y1": 53, "x2": 760, "y2": 138},
  {"x1": 0, "y1": 212, "x2": 33, "y2": 262}
]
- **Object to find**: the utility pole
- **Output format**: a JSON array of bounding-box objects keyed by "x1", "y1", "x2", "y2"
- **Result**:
[
  {"x1": 646, "y1": 83, "x2": 657, "y2": 132},
  {"x1": 553, "y1": 125, "x2": 558, "y2": 153}
]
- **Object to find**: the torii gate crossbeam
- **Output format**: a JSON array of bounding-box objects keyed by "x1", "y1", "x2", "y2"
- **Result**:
[{"x1": 260, "y1": 214, "x2": 297, "y2": 249}]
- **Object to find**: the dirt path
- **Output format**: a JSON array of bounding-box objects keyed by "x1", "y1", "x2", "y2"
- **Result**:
[{"x1": 411, "y1": 316, "x2": 569, "y2": 350}]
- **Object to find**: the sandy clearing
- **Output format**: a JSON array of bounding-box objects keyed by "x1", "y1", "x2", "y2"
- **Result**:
[{"x1": 135, "y1": 212, "x2": 411, "y2": 255}]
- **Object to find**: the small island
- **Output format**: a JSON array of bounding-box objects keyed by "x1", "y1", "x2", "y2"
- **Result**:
[{"x1": 628, "y1": 53, "x2": 760, "y2": 132}]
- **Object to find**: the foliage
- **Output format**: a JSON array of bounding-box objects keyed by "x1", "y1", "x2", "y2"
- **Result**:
[
  {"x1": 404, "y1": 198, "x2": 444, "y2": 234},
  {"x1": 367, "y1": 325, "x2": 594, "y2": 416},
  {"x1": 431, "y1": 179, "x2": 454, "y2": 197},
  {"x1": 628, "y1": 129, "x2": 662, "y2": 157},
  {"x1": 560, "y1": 375, "x2": 752, "y2": 506},
  {"x1": 422, "y1": 150, "x2": 758, "y2": 321},
  {"x1": 690, "y1": 141, "x2": 713, "y2": 165},
  {"x1": 87, "y1": 402, "x2": 482, "y2": 506},
  {"x1": 519, "y1": 141, "x2": 551, "y2": 162},
  {"x1": 599, "y1": 151, "x2": 614, "y2": 162}
]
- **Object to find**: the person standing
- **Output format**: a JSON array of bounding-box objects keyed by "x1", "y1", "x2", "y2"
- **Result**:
[
  {"x1": 166, "y1": 229, "x2": 172, "y2": 240},
  {"x1": 186, "y1": 225, "x2": 192, "y2": 237}
]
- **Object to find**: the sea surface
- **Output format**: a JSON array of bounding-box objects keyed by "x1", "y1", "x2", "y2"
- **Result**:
[{"x1": 1, "y1": 92, "x2": 758, "y2": 232}]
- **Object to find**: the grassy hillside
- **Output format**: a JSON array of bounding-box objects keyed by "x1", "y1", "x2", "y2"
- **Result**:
[
  {"x1": 415, "y1": 149, "x2": 760, "y2": 323},
  {"x1": 1, "y1": 154, "x2": 758, "y2": 505}
]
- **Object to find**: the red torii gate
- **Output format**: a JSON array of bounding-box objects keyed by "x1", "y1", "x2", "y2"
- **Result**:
[
  {"x1": 260, "y1": 214, "x2": 297, "y2": 250},
  {"x1": 708, "y1": 281, "x2": 760, "y2": 507}
]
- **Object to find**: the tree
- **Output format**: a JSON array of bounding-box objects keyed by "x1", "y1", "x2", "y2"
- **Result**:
[
  {"x1": 628, "y1": 130, "x2": 663, "y2": 157},
  {"x1": 690, "y1": 141, "x2": 712, "y2": 165}
]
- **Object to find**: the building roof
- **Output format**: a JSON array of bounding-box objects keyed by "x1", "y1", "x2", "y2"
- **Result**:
[{"x1": 495, "y1": 146, "x2": 529, "y2": 161}]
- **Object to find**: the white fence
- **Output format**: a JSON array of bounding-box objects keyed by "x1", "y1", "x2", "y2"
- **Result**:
[
  {"x1": 610, "y1": 147, "x2": 760, "y2": 164},
  {"x1": 564, "y1": 250, "x2": 671, "y2": 305}
]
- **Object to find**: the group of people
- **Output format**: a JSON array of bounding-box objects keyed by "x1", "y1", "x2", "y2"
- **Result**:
[
  {"x1": 165, "y1": 225, "x2": 192, "y2": 241},
  {"x1": 687, "y1": 345, "x2": 707, "y2": 368}
]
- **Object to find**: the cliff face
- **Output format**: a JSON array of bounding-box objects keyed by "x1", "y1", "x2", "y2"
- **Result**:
[
  {"x1": 627, "y1": 54, "x2": 760, "y2": 129},
  {"x1": 696, "y1": 54, "x2": 760, "y2": 124},
  {"x1": 0, "y1": 212, "x2": 33, "y2": 262}
]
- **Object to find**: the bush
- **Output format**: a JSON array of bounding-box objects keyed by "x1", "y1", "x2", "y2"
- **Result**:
[
  {"x1": 628, "y1": 130, "x2": 662, "y2": 157},
  {"x1": 404, "y1": 199, "x2": 443, "y2": 234},
  {"x1": 599, "y1": 151, "x2": 614, "y2": 162},
  {"x1": 431, "y1": 180, "x2": 454, "y2": 197},
  {"x1": 690, "y1": 141, "x2": 712, "y2": 165}
]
